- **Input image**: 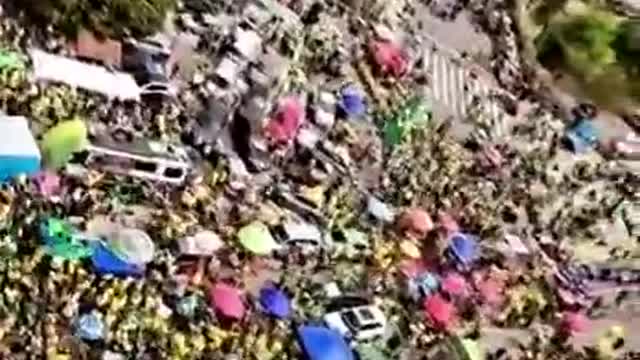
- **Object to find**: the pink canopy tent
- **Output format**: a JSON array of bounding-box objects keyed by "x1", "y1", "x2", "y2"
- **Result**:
[
  {"x1": 561, "y1": 311, "x2": 589, "y2": 335},
  {"x1": 476, "y1": 278, "x2": 505, "y2": 306},
  {"x1": 370, "y1": 40, "x2": 409, "y2": 78},
  {"x1": 265, "y1": 97, "x2": 304, "y2": 144},
  {"x1": 209, "y1": 282, "x2": 246, "y2": 320},
  {"x1": 441, "y1": 273, "x2": 468, "y2": 296},
  {"x1": 423, "y1": 294, "x2": 457, "y2": 330}
]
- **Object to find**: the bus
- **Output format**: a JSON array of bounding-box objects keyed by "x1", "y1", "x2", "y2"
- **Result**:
[{"x1": 74, "y1": 136, "x2": 192, "y2": 184}]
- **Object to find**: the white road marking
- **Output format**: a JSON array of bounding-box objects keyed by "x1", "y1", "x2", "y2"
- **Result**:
[{"x1": 422, "y1": 43, "x2": 511, "y2": 131}]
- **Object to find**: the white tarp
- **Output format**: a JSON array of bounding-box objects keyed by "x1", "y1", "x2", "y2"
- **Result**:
[{"x1": 29, "y1": 49, "x2": 141, "y2": 101}]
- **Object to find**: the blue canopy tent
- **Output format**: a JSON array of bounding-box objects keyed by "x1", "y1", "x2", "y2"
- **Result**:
[
  {"x1": 297, "y1": 325, "x2": 354, "y2": 360},
  {"x1": 91, "y1": 242, "x2": 144, "y2": 277},
  {"x1": 259, "y1": 285, "x2": 291, "y2": 319}
]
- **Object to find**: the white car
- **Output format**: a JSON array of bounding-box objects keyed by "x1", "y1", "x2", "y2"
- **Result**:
[
  {"x1": 324, "y1": 305, "x2": 387, "y2": 341},
  {"x1": 272, "y1": 220, "x2": 325, "y2": 249}
]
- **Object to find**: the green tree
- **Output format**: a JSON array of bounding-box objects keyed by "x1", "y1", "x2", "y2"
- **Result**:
[
  {"x1": 614, "y1": 20, "x2": 640, "y2": 77},
  {"x1": 535, "y1": 6, "x2": 640, "y2": 105},
  {"x1": 537, "y1": 10, "x2": 619, "y2": 78},
  {"x1": 19, "y1": 0, "x2": 176, "y2": 37}
]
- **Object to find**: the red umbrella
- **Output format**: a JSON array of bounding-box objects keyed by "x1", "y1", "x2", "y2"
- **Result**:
[
  {"x1": 265, "y1": 97, "x2": 304, "y2": 144},
  {"x1": 209, "y1": 283, "x2": 246, "y2": 320},
  {"x1": 423, "y1": 294, "x2": 457, "y2": 329},
  {"x1": 370, "y1": 40, "x2": 409, "y2": 78}
]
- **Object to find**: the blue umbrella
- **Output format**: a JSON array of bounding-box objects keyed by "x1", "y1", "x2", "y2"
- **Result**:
[
  {"x1": 448, "y1": 233, "x2": 478, "y2": 264},
  {"x1": 338, "y1": 86, "x2": 366, "y2": 118},
  {"x1": 259, "y1": 285, "x2": 291, "y2": 319},
  {"x1": 91, "y1": 242, "x2": 144, "y2": 277},
  {"x1": 298, "y1": 325, "x2": 355, "y2": 360}
]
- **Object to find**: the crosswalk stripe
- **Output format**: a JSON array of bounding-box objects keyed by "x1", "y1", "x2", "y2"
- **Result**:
[
  {"x1": 422, "y1": 49, "x2": 430, "y2": 73},
  {"x1": 433, "y1": 54, "x2": 443, "y2": 102},
  {"x1": 446, "y1": 62, "x2": 457, "y2": 115},
  {"x1": 441, "y1": 55, "x2": 451, "y2": 107},
  {"x1": 433, "y1": 53, "x2": 442, "y2": 103},
  {"x1": 454, "y1": 68, "x2": 466, "y2": 117}
]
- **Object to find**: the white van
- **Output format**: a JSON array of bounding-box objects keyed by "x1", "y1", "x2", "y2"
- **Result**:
[{"x1": 72, "y1": 137, "x2": 192, "y2": 184}]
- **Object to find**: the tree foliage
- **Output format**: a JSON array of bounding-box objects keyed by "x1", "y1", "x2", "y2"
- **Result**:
[
  {"x1": 19, "y1": 0, "x2": 176, "y2": 37},
  {"x1": 614, "y1": 20, "x2": 640, "y2": 76},
  {"x1": 534, "y1": 3, "x2": 640, "y2": 105}
]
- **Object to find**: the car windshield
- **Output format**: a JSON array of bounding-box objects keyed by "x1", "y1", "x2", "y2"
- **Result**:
[
  {"x1": 341, "y1": 310, "x2": 361, "y2": 330},
  {"x1": 147, "y1": 61, "x2": 165, "y2": 75},
  {"x1": 288, "y1": 238, "x2": 319, "y2": 246},
  {"x1": 326, "y1": 296, "x2": 369, "y2": 312},
  {"x1": 358, "y1": 308, "x2": 375, "y2": 321},
  {"x1": 144, "y1": 85, "x2": 168, "y2": 92},
  {"x1": 342, "y1": 309, "x2": 381, "y2": 332},
  {"x1": 358, "y1": 323, "x2": 382, "y2": 331}
]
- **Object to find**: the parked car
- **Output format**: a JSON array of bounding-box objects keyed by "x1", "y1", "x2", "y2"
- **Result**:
[
  {"x1": 271, "y1": 220, "x2": 326, "y2": 251},
  {"x1": 324, "y1": 305, "x2": 387, "y2": 341},
  {"x1": 122, "y1": 39, "x2": 175, "y2": 97}
]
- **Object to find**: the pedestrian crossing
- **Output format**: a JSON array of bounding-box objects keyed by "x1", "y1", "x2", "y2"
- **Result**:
[{"x1": 421, "y1": 44, "x2": 509, "y2": 137}]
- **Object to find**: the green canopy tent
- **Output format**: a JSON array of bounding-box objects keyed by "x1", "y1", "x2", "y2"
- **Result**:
[
  {"x1": 40, "y1": 119, "x2": 89, "y2": 169},
  {"x1": 381, "y1": 96, "x2": 431, "y2": 147}
]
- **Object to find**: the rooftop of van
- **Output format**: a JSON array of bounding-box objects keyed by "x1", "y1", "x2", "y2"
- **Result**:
[{"x1": 91, "y1": 136, "x2": 190, "y2": 163}]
